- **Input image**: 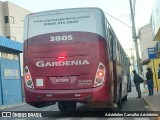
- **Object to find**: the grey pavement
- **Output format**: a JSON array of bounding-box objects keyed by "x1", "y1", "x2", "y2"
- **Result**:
[
  {"x1": 130, "y1": 83, "x2": 160, "y2": 109},
  {"x1": 144, "y1": 89, "x2": 160, "y2": 111},
  {"x1": 141, "y1": 84, "x2": 160, "y2": 120},
  {"x1": 140, "y1": 84, "x2": 160, "y2": 111},
  {"x1": 0, "y1": 102, "x2": 26, "y2": 110},
  {"x1": 144, "y1": 93, "x2": 160, "y2": 111}
]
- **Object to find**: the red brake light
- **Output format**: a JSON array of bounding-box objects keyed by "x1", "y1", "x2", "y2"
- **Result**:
[
  {"x1": 58, "y1": 56, "x2": 65, "y2": 59},
  {"x1": 25, "y1": 74, "x2": 30, "y2": 80},
  {"x1": 98, "y1": 71, "x2": 103, "y2": 77}
]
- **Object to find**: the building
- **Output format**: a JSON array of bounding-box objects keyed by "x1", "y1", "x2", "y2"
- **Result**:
[
  {"x1": 150, "y1": 0, "x2": 160, "y2": 89},
  {"x1": 150, "y1": 0, "x2": 160, "y2": 41},
  {"x1": 138, "y1": 24, "x2": 160, "y2": 89},
  {"x1": 0, "y1": 1, "x2": 31, "y2": 74},
  {"x1": 138, "y1": 24, "x2": 157, "y2": 62},
  {"x1": 151, "y1": 0, "x2": 160, "y2": 58},
  {"x1": 0, "y1": 1, "x2": 31, "y2": 42}
]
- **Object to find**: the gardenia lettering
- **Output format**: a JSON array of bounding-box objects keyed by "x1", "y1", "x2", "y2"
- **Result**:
[{"x1": 36, "y1": 60, "x2": 89, "y2": 67}]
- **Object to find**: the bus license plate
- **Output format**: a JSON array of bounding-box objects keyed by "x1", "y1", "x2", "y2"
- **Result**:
[{"x1": 55, "y1": 78, "x2": 70, "y2": 83}]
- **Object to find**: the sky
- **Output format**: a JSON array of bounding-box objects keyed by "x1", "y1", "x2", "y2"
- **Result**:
[{"x1": 1, "y1": 0, "x2": 155, "y2": 50}]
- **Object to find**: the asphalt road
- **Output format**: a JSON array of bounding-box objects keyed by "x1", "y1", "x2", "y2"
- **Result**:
[{"x1": 0, "y1": 86, "x2": 155, "y2": 120}]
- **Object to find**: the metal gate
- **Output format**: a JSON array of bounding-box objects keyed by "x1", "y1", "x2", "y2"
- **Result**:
[{"x1": 0, "y1": 58, "x2": 22, "y2": 105}]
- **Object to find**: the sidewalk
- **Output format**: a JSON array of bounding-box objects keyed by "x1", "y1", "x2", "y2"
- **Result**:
[
  {"x1": 129, "y1": 84, "x2": 160, "y2": 110},
  {"x1": 144, "y1": 89, "x2": 160, "y2": 111},
  {"x1": 142, "y1": 84, "x2": 160, "y2": 111},
  {"x1": 142, "y1": 85, "x2": 160, "y2": 120},
  {"x1": 0, "y1": 102, "x2": 26, "y2": 110},
  {"x1": 144, "y1": 93, "x2": 160, "y2": 111}
]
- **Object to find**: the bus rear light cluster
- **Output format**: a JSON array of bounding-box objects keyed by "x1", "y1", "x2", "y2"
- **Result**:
[
  {"x1": 93, "y1": 62, "x2": 106, "y2": 87},
  {"x1": 24, "y1": 66, "x2": 34, "y2": 89}
]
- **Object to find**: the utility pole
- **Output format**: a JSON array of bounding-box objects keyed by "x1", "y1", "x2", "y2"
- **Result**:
[{"x1": 129, "y1": 0, "x2": 142, "y2": 74}]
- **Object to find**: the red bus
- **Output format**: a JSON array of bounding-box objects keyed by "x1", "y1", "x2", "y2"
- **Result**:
[{"x1": 23, "y1": 7, "x2": 131, "y2": 111}]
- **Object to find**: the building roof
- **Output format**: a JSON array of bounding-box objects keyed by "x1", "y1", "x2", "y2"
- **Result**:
[{"x1": 0, "y1": 36, "x2": 23, "y2": 53}]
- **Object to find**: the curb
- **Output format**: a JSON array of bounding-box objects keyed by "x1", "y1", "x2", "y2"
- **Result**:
[
  {"x1": 143, "y1": 97, "x2": 160, "y2": 120},
  {"x1": 0, "y1": 102, "x2": 26, "y2": 110}
]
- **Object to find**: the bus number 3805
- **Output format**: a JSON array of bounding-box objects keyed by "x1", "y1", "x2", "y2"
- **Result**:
[{"x1": 50, "y1": 35, "x2": 73, "y2": 42}]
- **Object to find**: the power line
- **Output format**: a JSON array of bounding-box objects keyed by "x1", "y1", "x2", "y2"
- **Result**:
[{"x1": 104, "y1": 12, "x2": 131, "y2": 28}]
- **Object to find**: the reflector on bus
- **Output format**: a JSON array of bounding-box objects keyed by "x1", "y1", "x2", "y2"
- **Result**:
[{"x1": 36, "y1": 79, "x2": 44, "y2": 88}]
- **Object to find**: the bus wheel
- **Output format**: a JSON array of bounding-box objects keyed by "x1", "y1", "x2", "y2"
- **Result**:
[
  {"x1": 123, "y1": 95, "x2": 128, "y2": 101},
  {"x1": 58, "y1": 101, "x2": 76, "y2": 112},
  {"x1": 117, "y1": 86, "x2": 122, "y2": 110}
]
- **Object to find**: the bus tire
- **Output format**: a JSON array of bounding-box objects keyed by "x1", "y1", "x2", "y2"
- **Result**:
[
  {"x1": 123, "y1": 95, "x2": 128, "y2": 101},
  {"x1": 58, "y1": 101, "x2": 76, "y2": 112},
  {"x1": 117, "y1": 85, "x2": 122, "y2": 110}
]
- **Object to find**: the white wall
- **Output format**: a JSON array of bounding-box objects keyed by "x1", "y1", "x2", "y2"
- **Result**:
[
  {"x1": 138, "y1": 24, "x2": 157, "y2": 62},
  {"x1": 0, "y1": 2, "x2": 5, "y2": 36},
  {"x1": 7, "y1": 2, "x2": 31, "y2": 42}
]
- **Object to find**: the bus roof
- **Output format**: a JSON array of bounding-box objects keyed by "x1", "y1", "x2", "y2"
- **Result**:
[{"x1": 27, "y1": 7, "x2": 103, "y2": 18}]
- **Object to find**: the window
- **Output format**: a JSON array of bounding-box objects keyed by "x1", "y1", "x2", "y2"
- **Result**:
[
  {"x1": 2, "y1": 52, "x2": 8, "y2": 58},
  {"x1": 8, "y1": 54, "x2": 13, "y2": 60},
  {"x1": 112, "y1": 38, "x2": 117, "y2": 61},
  {"x1": 6, "y1": 36, "x2": 10, "y2": 39},
  {"x1": 155, "y1": 42, "x2": 160, "y2": 57},
  {"x1": 108, "y1": 34, "x2": 113, "y2": 60},
  {"x1": 13, "y1": 54, "x2": 18, "y2": 60},
  {"x1": 1, "y1": 52, "x2": 18, "y2": 60},
  {"x1": 4, "y1": 16, "x2": 9, "y2": 23},
  {"x1": 10, "y1": 16, "x2": 14, "y2": 24},
  {"x1": 117, "y1": 43, "x2": 120, "y2": 62}
]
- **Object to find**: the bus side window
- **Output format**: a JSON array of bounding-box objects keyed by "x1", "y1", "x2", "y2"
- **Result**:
[
  {"x1": 108, "y1": 30, "x2": 117, "y2": 61},
  {"x1": 108, "y1": 25, "x2": 117, "y2": 61},
  {"x1": 107, "y1": 29, "x2": 113, "y2": 60},
  {"x1": 113, "y1": 38, "x2": 117, "y2": 60},
  {"x1": 117, "y1": 42, "x2": 120, "y2": 62},
  {"x1": 105, "y1": 19, "x2": 110, "y2": 59},
  {"x1": 109, "y1": 35, "x2": 113, "y2": 60},
  {"x1": 111, "y1": 35, "x2": 117, "y2": 61}
]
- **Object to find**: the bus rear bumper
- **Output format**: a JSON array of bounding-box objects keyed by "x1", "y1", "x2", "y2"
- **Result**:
[
  {"x1": 24, "y1": 83, "x2": 111, "y2": 104},
  {"x1": 25, "y1": 86, "x2": 92, "y2": 102}
]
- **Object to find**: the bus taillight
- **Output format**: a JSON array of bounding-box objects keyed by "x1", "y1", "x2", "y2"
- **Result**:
[
  {"x1": 25, "y1": 74, "x2": 30, "y2": 80},
  {"x1": 58, "y1": 56, "x2": 65, "y2": 59},
  {"x1": 98, "y1": 71, "x2": 103, "y2": 77},
  {"x1": 24, "y1": 66, "x2": 34, "y2": 89},
  {"x1": 93, "y1": 62, "x2": 106, "y2": 87}
]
